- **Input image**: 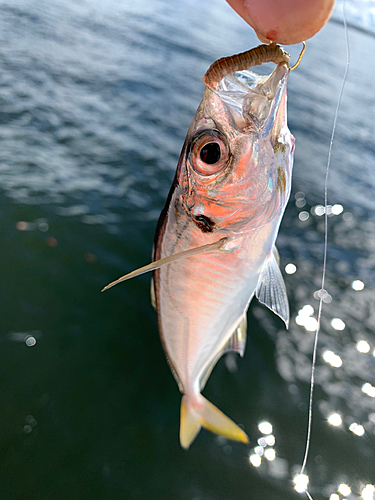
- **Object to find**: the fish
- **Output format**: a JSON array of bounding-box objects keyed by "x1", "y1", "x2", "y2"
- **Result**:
[{"x1": 103, "y1": 44, "x2": 296, "y2": 449}]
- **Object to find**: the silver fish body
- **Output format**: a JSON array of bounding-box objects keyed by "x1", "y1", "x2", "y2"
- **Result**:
[{"x1": 152, "y1": 62, "x2": 294, "y2": 448}]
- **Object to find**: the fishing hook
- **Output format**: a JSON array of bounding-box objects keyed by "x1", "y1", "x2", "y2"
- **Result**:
[{"x1": 290, "y1": 41, "x2": 306, "y2": 70}]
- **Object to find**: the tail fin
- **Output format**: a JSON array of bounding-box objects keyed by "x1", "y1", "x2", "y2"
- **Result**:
[{"x1": 179, "y1": 395, "x2": 249, "y2": 449}]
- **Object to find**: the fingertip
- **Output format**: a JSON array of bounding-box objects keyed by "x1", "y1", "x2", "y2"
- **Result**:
[{"x1": 226, "y1": 0, "x2": 335, "y2": 45}]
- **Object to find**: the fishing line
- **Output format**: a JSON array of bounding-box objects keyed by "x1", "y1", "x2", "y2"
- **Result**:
[{"x1": 299, "y1": 2, "x2": 350, "y2": 498}]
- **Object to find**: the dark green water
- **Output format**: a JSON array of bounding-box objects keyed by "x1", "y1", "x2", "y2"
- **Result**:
[{"x1": 1, "y1": 1, "x2": 375, "y2": 499}]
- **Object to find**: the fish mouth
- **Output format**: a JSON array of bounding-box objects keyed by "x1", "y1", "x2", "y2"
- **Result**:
[
  {"x1": 212, "y1": 62, "x2": 289, "y2": 134},
  {"x1": 240, "y1": 63, "x2": 289, "y2": 134}
]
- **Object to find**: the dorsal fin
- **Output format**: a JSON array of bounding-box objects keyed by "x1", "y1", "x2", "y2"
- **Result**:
[
  {"x1": 150, "y1": 276, "x2": 156, "y2": 310},
  {"x1": 256, "y1": 248, "x2": 289, "y2": 328}
]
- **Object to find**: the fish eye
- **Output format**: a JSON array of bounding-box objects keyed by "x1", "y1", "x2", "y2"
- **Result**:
[
  {"x1": 190, "y1": 130, "x2": 229, "y2": 176},
  {"x1": 200, "y1": 142, "x2": 221, "y2": 164}
]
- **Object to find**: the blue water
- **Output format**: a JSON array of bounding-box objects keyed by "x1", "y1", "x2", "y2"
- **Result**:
[
  {"x1": 334, "y1": 0, "x2": 375, "y2": 33},
  {"x1": 0, "y1": 1, "x2": 375, "y2": 499}
]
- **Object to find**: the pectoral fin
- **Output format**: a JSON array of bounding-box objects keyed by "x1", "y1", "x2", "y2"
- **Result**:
[
  {"x1": 256, "y1": 249, "x2": 289, "y2": 328},
  {"x1": 102, "y1": 237, "x2": 227, "y2": 292}
]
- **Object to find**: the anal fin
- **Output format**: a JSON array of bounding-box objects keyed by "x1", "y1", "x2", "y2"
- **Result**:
[
  {"x1": 224, "y1": 315, "x2": 247, "y2": 358},
  {"x1": 199, "y1": 315, "x2": 248, "y2": 391}
]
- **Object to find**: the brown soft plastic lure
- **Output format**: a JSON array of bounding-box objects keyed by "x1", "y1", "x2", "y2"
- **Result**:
[
  {"x1": 203, "y1": 42, "x2": 305, "y2": 89},
  {"x1": 202, "y1": 43, "x2": 290, "y2": 89}
]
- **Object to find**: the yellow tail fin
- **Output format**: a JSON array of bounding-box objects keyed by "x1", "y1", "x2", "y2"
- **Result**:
[{"x1": 179, "y1": 395, "x2": 249, "y2": 449}]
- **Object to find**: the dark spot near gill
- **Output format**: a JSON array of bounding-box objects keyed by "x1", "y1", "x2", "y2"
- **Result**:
[{"x1": 193, "y1": 214, "x2": 215, "y2": 233}]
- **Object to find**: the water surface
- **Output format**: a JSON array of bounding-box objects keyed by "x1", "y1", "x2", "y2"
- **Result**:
[{"x1": 1, "y1": 1, "x2": 375, "y2": 499}]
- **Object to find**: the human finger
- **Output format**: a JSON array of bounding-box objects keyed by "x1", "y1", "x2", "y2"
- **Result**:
[{"x1": 226, "y1": 0, "x2": 336, "y2": 45}]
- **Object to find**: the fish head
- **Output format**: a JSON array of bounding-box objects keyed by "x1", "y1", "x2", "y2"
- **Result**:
[{"x1": 177, "y1": 62, "x2": 294, "y2": 233}]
